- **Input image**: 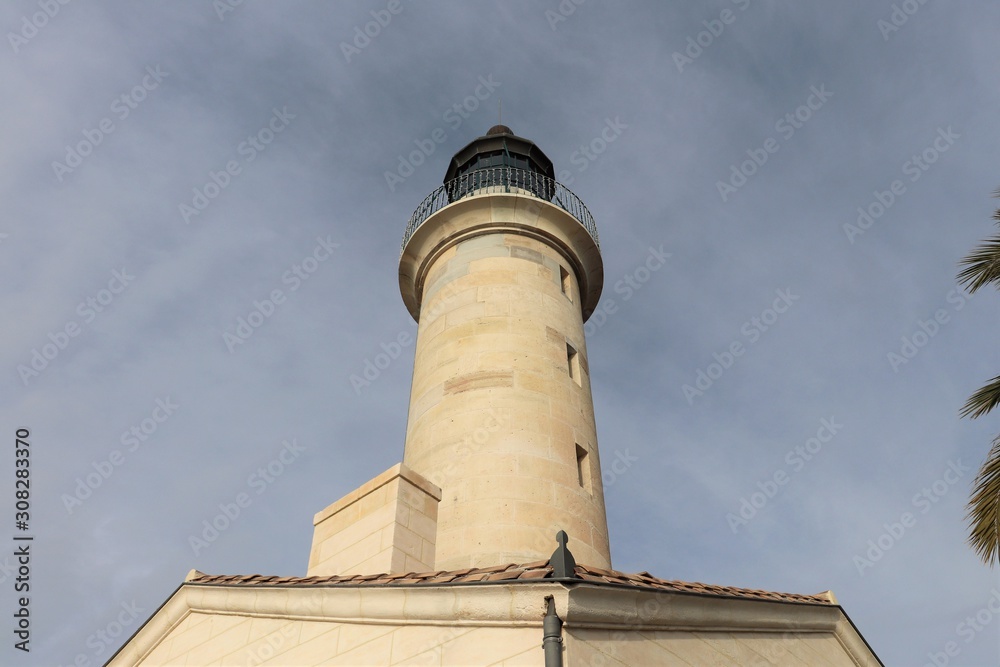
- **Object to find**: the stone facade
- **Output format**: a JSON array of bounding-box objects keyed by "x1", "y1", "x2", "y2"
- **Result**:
[
  {"x1": 398, "y1": 194, "x2": 610, "y2": 571},
  {"x1": 308, "y1": 464, "x2": 441, "y2": 577},
  {"x1": 108, "y1": 570, "x2": 880, "y2": 666}
]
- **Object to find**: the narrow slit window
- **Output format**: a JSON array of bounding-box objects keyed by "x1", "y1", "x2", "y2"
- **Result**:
[
  {"x1": 576, "y1": 444, "x2": 592, "y2": 494},
  {"x1": 566, "y1": 343, "x2": 581, "y2": 385},
  {"x1": 560, "y1": 266, "x2": 572, "y2": 302}
]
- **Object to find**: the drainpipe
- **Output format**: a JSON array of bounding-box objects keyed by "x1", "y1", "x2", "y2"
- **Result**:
[{"x1": 542, "y1": 595, "x2": 564, "y2": 667}]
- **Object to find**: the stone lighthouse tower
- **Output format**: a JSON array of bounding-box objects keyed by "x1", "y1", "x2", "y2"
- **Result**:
[
  {"x1": 110, "y1": 125, "x2": 882, "y2": 667},
  {"x1": 398, "y1": 125, "x2": 610, "y2": 570}
]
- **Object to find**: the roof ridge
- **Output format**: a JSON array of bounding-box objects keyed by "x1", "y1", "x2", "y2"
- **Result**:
[{"x1": 186, "y1": 561, "x2": 834, "y2": 606}]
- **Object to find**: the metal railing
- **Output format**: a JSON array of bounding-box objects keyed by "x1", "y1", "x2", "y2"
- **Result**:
[{"x1": 400, "y1": 166, "x2": 599, "y2": 254}]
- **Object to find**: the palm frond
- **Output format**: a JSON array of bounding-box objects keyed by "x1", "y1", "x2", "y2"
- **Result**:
[
  {"x1": 961, "y1": 376, "x2": 1000, "y2": 419},
  {"x1": 957, "y1": 228, "x2": 1000, "y2": 293},
  {"x1": 968, "y1": 434, "x2": 1000, "y2": 566}
]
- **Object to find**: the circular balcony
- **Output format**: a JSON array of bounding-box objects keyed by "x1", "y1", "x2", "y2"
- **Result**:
[{"x1": 401, "y1": 166, "x2": 599, "y2": 256}]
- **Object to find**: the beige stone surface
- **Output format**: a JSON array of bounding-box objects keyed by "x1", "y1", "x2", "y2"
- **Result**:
[
  {"x1": 110, "y1": 580, "x2": 879, "y2": 666},
  {"x1": 110, "y1": 581, "x2": 557, "y2": 666},
  {"x1": 308, "y1": 464, "x2": 441, "y2": 577},
  {"x1": 399, "y1": 194, "x2": 611, "y2": 571},
  {"x1": 139, "y1": 616, "x2": 543, "y2": 666},
  {"x1": 567, "y1": 628, "x2": 858, "y2": 666}
]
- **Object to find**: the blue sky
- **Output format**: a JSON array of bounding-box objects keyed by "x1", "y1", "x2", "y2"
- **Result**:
[{"x1": 3, "y1": 1, "x2": 1000, "y2": 664}]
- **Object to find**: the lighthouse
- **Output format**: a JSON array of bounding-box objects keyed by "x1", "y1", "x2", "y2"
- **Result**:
[
  {"x1": 398, "y1": 124, "x2": 610, "y2": 570},
  {"x1": 110, "y1": 125, "x2": 881, "y2": 667}
]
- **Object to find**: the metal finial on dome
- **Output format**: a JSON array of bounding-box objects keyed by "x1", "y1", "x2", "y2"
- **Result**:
[{"x1": 486, "y1": 124, "x2": 513, "y2": 136}]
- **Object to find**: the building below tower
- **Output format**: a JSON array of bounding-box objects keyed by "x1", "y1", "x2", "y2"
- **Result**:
[{"x1": 109, "y1": 559, "x2": 879, "y2": 665}]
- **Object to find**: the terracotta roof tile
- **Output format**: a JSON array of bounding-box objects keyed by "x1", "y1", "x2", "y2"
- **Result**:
[
  {"x1": 187, "y1": 562, "x2": 834, "y2": 606},
  {"x1": 477, "y1": 563, "x2": 514, "y2": 573},
  {"x1": 518, "y1": 568, "x2": 550, "y2": 580}
]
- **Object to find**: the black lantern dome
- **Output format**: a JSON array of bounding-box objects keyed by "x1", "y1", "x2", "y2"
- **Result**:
[
  {"x1": 401, "y1": 126, "x2": 599, "y2": 257},
  {"x1": 443, "y1": 126, "x2": 555, "y2": 202},
  {"x1": 445, "y1": 125, "x2": 554, "y2": 181}
]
